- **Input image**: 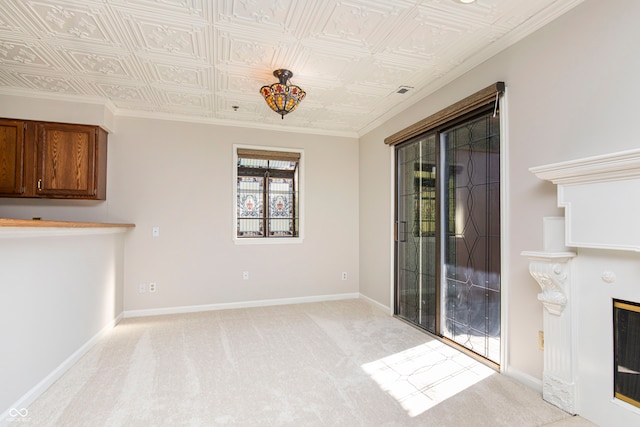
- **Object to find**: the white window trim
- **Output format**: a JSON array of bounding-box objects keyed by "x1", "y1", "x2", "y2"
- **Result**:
[{"x1": 233, "y1": 144, "x2": 304, "y2": 245}]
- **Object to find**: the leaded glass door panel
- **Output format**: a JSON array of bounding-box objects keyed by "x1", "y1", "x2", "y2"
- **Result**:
[
  {"x1": 395, "y1": 134, "x2": 438, "y2": 333},
  {"x1": 442, "y1": 113, "x2": 501, "y2": 363}
]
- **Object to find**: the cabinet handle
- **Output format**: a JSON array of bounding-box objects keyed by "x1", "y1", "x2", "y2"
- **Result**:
[{"x1": 37, "y1": 179, "x2": 42, "y2": 191}]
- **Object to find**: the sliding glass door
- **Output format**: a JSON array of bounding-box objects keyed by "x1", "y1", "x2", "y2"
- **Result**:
[
  {"x1": 395, "y1": 134, "x2": 438, "y2": 333},
  {"x1": 395, "y1": 108, "x2": 501, "y2": 364}
]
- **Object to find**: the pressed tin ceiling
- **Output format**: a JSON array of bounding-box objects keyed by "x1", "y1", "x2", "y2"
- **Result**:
[{"x1": 0, "y1": 0, "x2": 584, "y2": 137}]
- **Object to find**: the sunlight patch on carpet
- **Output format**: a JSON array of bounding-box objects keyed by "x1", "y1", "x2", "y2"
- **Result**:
[{"x1": 361, "y1": 340, "x2": 495, "y2": 417}]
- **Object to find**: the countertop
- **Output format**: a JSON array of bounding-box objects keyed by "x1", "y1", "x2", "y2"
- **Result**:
[{"x1": 0, "y1": 218, "x2": 135, "y2": 228}]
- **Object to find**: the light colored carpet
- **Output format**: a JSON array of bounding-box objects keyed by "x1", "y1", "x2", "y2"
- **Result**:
[{"x1": 15, "y1": 299, "x2": 596, "y2": 426}]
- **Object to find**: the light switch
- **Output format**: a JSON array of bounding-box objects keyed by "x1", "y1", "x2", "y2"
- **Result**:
[{"x1": 152, "y1": 226, "x2": 160, "y2": 237}]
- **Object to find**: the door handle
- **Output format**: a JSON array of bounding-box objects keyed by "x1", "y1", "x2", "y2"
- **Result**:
[{"x1": 395, "y1": 221, "x2": 407, "y2": 242}]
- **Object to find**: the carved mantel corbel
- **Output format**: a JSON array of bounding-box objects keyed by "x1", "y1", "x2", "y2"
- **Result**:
[
  {"x1": 525, "y1": 255, "x2": 575, "y2": 315},
  {"x1": 522, "y1": 249, "x2": 578, "y2": 414}
]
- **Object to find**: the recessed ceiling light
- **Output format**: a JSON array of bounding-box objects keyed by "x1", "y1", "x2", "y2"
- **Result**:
[{"x1": 453, "y1": 0, "x2": 477, "y2": 4}]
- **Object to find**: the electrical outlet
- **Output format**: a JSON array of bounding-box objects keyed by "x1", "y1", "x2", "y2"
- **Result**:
[
  {"x1": 139, "y1": 283, "x2": 146, "y2": 293},
  {"x1": 152, "y1": 226, "x2": 160, "y2": 237},
  {"x1": 538, "y1": 331, "x2": 544, "y2": 350},
  {"x1": 341, "y1": 272, "x2": 348, "y2": 281},
  {"x1": 243, "y1": 271, "x2": 249, "y2": 280},
  {"x1": 149, "y1": 282, "x2": 156, "y2": 293}
]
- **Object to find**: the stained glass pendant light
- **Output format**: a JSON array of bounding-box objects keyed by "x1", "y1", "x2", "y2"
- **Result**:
[{"x1": 260, "y1": 69, "x2": 306, "y2": 119}]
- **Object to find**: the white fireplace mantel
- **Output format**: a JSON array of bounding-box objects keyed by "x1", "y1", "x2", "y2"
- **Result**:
[
  {"x1": 529, "y1": 148, "x2": 640, "y2": 252},
  {"x1": 524, "y1": 149, "x2": 640, "y2": 426}
]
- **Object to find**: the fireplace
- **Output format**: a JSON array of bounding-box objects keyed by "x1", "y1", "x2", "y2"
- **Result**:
[
  {"x1": 522, "y1": 148, "x2": 640, "y2": 427},
  {"x1": 614, "y1": 299, "x2": 640, "y2": 408}
]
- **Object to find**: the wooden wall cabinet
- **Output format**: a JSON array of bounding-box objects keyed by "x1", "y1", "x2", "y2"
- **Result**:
[
  {"x1": 0, "y1": 119, "x2": 25, "y2": 195},
  {"x1": 0, "y1": 119, "x2": 107, "y2": 200}
]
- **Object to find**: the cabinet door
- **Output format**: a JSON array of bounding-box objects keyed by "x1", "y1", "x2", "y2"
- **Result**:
[
  {"x1": 36, "y1": 122, "x2": 97, "y2": 198},
  {"x1": 0, "y1": 119, "x2": 25, "y2": 195}
]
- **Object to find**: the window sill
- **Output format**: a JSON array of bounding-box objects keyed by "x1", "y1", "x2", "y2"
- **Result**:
[{"x1": 234, "y1": 237, "x2": 303, "y2": 245}]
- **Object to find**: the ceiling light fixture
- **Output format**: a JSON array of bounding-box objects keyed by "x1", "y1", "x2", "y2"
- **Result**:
[
  {"x1": 260, "y1": 69, "x2": 306, "y2": 119},
  {"x1": 453, "y1": 0, "x2": 476, "y2": 3}
]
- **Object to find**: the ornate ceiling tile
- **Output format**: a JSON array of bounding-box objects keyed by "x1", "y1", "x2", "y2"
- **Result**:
[
  {"x1": 95, "y1": 82, "x2": 149, "y2": 102},
  {"x1": 0, "y1": 2, "x2": 29, "y2": 33},
  {"x1": 115, "y1": 6, "x2": 209, "y2": 61},
  {"x1": 162, "y1": 90, "x2": 208, "y2": 109},
  {"x1": 219, "y1": 73, "x2": 264, "y2": 97},
  {"x1": 215, "y1": 29, "x2": 283, "y2": 70},
  {"x1": 114, "y1": 102, "x2": 160, "y2": 114},
  {"x1": 14, "y1": 72, "x2": 81, "y2": 94},
  {"x1": 302, "y1": 108, "x2": 369, "y2": 131},
  {"x1": 120, "y1": 0, "x2": 208, "y2": 21},
  {"x1": 309, "y1": 1, "x2": 398, "y2": 48},
  {"x1": 152, "y1": 63, "x2": 205, "y2": 88},
  {"x1": 218, "y1": 0, "x2": 306, "y2": 34},
  {"x1": 0, "y1": 69, "x2": 19, "y2": 87},
  {"x1": 385, "y1": 18, "x2": 465, "y2": 60},
  {"x1": 0, "y1": 0, "x2": 586, "y2": 135},
  {"x1": 26, "y1": 1, "x2": 115, "y2": 44},
  {"x1": 309, "y1": 86, "x2": 379, "y2": 114},
  {"x1": 295, "y1": 43, "x2": 364, "y2": 84},
  {"x1": 140, "y1": 23, "x2": 198, "y2": 55},
  {"x1": 214, "y1": 93, "x2": 263, "y2": 119},
  {"x1": 65, "y1": 50, "x2": 130, "y2": 76},
  {"x1": 0, "y1": 40, "x2": 51, "y2": 67},
  {"x1": 0, "y1": 15, "x2": 14, "y2": 32}
]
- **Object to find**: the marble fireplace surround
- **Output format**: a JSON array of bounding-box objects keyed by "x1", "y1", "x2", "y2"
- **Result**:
[{"x1": 522, "y1": 148, "x2": 640, "y2": 427}]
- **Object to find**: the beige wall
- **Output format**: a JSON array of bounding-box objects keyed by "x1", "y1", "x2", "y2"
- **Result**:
[
  {"x1": 359, "y1": 0, "x2": 640, "y2": 383},
  {"x1": 109, "y1": 117, "x2": 360, "y2": 311},
  {"x1": 0, "y1": 113, "x2": 360, "y2": 312}
]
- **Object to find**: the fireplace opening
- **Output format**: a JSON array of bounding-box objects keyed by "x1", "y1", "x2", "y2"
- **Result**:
[{"x1": 614, "y1": 299, "x2": 640, "y2": 408}]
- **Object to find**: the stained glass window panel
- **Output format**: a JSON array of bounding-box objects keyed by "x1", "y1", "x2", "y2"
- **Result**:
[
  {"x1": 237, "y1": 176, "x2": 264, "y2": 237},
  {"x1": 268, "y1": 177, "x2": 295, "y2": 236}
]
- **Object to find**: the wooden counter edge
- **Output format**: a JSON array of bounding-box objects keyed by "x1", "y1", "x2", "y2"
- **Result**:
[{"x1": 0, "y1": 218, "x2": 136, "y2": 229}]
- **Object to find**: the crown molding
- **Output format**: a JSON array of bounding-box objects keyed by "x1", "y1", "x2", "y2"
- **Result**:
[
  {"x1": 530, "y1": 149, "x2": 640, "y2": 185},
  {"x1": 113, "y1": 108, "x2": 359, "y2": 138},
  {"x1": 0, "y1": 87, "x2": 358, "y2": 138}
]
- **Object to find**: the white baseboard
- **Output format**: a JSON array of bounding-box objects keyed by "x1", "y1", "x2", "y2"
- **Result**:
[
  {"x1": 124, "y1": 292, "x2": 361, "y2": 318},
  {"x1": 359, "y1": 293, "x2": 391, "y2": 314},
  {"x1": 0, "y1": 313, "x2": 124, "y2": 427},
  {"x1": 504, "y1": 366, "x2": 543, "y2": 393}
]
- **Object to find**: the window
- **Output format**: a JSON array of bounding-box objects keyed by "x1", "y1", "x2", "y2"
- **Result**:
[{"x1": 234, "y1": 147, "x2": 302, "y2": 241}]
